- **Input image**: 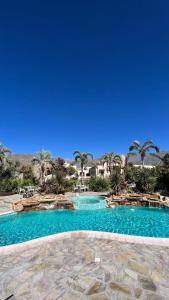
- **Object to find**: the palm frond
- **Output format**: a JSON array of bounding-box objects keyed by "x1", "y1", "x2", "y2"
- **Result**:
[
  {"x1": 114, "y1": 155, "x2": 122, "y2": 162},
  {"x1": 143, "y1": 140, "x2": 153, "y2": 148},
  {"x1": 73, "y1": 150, "x2": 81, "y2": 156},
  {"x1": 127, "y1": 152, "x2": 137, "y2": 157},
  {"x1": 86, "y1": 153, "x2": 93, "y2": 160},
  {"x1": 74, "y1": 155, "x2": 80, "y2": 161},
  {"x1": 3, "y1": 148, "x2": 11, "y2": 154},
  {"x1": 32, "y1": 157, "x2": 40, "y2": 164},
  {"x1": 0, "y1": 144, "x2": 11, "y2": 154},
  {"x1": 144, "y1": 145, "x2": 160, "y2": 153},
  {"x1": 129, "y1": 145, "x2": 138, "y2": 151},
  {"x1": 132, "y1": 140, "x2": 140, "y2": 146}
]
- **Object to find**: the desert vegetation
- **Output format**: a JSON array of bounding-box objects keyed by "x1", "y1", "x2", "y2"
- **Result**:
[{"x1": 0, "y1": 140, "x2": 169, "y2": 195}]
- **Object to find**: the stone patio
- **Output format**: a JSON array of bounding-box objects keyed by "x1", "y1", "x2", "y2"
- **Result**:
[
  {"x1": 0, "y1": 194, "x2": 20, "y2": 214},
  {"x1": 0, "y1": 234, "x2": 169, "y2": 300}
]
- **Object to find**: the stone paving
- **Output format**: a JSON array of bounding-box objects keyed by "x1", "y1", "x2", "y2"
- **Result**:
[
  {"x1": 0, "y1": 235, "x2": 169, "y2": 300},
  {"x1": 0, "y1": 194, "x2": 20, "y2": 214}
]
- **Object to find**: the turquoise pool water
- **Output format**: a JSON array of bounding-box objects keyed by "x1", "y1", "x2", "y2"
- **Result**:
[
  {"x1": 0, "y1": 204, "x2": 169, "y2": 246},
  {"x1": 72, "y1": 195, "x2": 106, "y2": 210}
]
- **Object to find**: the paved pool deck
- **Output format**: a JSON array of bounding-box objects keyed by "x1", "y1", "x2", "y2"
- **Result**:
[
  {"x1": 0, "y1": 231, "x2": 169, "y2": 300},
  {"x1": 0, "y1": 194, "x2": 169, "y2": 299},
  {"x1": 0, "y1": 194, "x2": 21, "y2": 214}
]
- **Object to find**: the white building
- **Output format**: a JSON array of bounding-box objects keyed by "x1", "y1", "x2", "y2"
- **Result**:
[{"x1": 65, "y1": 155, "x2": 155, "y2": 181}]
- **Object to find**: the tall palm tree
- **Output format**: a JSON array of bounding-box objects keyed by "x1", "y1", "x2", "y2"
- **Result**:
[
  {"x1": 128, "y1": 140, "x2": 160, "y2": 167},
  {"x1": 0, "y1": 143, "x2": 11, "y2": 166},
  {"x1": 101, "y1": 153, "x2": 122, "y2": 175},
  {"x1": 73, "y1": 151, "x2": 93, "y2": 183},
  {"x1": 32, "y1": 150, "x2": 53, "y2": 185}
]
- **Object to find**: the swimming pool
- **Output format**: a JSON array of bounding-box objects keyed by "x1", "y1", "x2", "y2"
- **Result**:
[
  {"x1": 0, "y1": 204, "x2": 169, "y2": 246},
  {"x1": 72, "y1": 195, "x2": 106, "y2": 210}
]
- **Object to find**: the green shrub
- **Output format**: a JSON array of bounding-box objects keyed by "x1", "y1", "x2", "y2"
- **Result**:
[
  {"x1": 156, "y1": 170, "x2": 169, "y2": 192},
  {"x1": 42, "y1": 178, "x2": 65, "y2": 194},
  {"x1": 125, "y1": 166, "x2": 157, "y2": 193},
  {"x1": 0, "y1": 178, "x2": 35, "y2": 193},
  {"x1": 67, "y1": 165, "x2": 76, "y2": 176},
  {"x1": 89, "y1": 177, "x2": 110, "y2": 192},
  {"x1": 19, "y1": 179, "x2": 35, "y2": 187},
  {"x1": 64, "y1": 178, "x2": 77, "y2": 192}
]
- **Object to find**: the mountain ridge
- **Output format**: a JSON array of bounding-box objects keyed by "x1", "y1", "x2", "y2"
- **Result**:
[{"x1": 7, "y1": 152, "x2": 168, "y2": 166}]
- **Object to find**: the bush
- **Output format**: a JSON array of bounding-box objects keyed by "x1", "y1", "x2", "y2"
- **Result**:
[
  {"x1": 0, "y1": 178, "x2": 35, "y2": 193},
  {"x1": 156, "y1": 170, "x2": 169, "y2": 193},
  {"x1": 67, "y1": 165, "x2": 76, "y2": 176},
  {"x1": 19, "y1": 179, "x2": 35, "y2": 187},
  {"x1": 125, "y1": 166, "x2": 157, "y2": 193},
  {"x1": 135, "y1": 172, "x2": 157, "y2": 193},
  {"x1": 89, "y1": 177, "x2": 110, "y2": 192},
  {"x1": 42, "y1": 178, "x2": 65, "y2": 194},
  {"x1": 64, "y1": 178, "x2": 77, "y2": 192}
]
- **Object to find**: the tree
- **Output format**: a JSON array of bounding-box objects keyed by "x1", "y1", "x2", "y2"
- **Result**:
[
  {"x1": 89, "y1": 177, "x2": 110, "y2": 192},
  {"x1": 134, "y1": 168, "x2": 157, "y2": 193},
  {"x1": 42, "y1": 158, "x2": 67, "y2": 194},
  {"x1": 101, "y1": 153, "x2": 122, "y2": 175},
  {"x1": 20, "y1": 164, "x2": 35, "y2": 182},
  {"x1": 151, "y1": 153, "x2": 169, "y2": 170},
  {"x1": 67, "y1": 165, "x2": 76, "y2": 176},
  {"x1": 110, "y1": 167, "x2": 127, "y2": 195},
  {"x1": 154, "y1": 153, "x2": 169, "y2": 193},
  {"x1": 73, "y1": 151, "x2": 93, "y2": 183},
  {"x1": 128, "y1": 140, "x2": 160, "y2": 167},
  {"x1": 0, "y1": 143, "x2": 11, "y2": 166},
  {"x1": 0, "y1": 160, "x2": 20, "y2": 179},
  {"x1": 32, "y1": 150, "x2": 53, "y2": 185}
]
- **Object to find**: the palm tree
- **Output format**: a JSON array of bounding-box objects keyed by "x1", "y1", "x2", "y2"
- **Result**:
[
  {"x1": 101, "y1": 153, "x2": 122, "y2": 175},
  {"x1": 151, "y1": 153, "x2": 169, "y2": 169},
  {"x1": 73, "y1": 151, "x2": 93, "y2": 183},
  {"x1": 0, "y1": 143, "x2": 11, "y2": 166},
  {"x1": 128, "y1": 140, "x2": 160, "y2": 167},
  {"x1": 32, "y1": 150, "x2": 53, "y2": 185}
]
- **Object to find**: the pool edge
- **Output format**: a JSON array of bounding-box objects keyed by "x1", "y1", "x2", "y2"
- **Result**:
[
  {"x1": 0, "y1": 210, "x2": 14, "y2": 216},
  {"x1": 0, "y1": 230, "x2": 169, "y2": 254}
]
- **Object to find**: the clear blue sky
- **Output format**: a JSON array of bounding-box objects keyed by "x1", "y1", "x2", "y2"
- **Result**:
[{"x1": 0, "y1": 0, "x2": 169, "y2": 158}]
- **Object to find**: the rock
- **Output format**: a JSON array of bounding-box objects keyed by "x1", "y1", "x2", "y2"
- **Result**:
[
  {"x1": 144, "y1": 193, "x2": 160, "y2": 200},
  {"x1": 140, "y1": 277, "x2": 156, "y2": 291},
  {"x1": 22, "y1": 199, "x2": 38, "y2": 206},
  {"x1": 84, "y1": 249, "x2": 95, "y2": 264},
  {"x1": 13, "y1": 202, "x2": 24, "y2": 212},
  {"x1": 14, "y1": 282, "x2": 30, "y2": 298},
  {"x1": 109, "y1": 282, "x2": 131, "y2": 295},
  {"x1": 13, "y1": 194, "x2": 74, "y2": 212},
  {"x1": 125, "y1": 268, "x2": 138, "y2": 280},
  {"x1": 134, "y1": 288, "x2": 142, "y2": 298},
  {"x1": 86, "y1": 281, "x2": 106, "y2": 295},
  {"x1": 89, "y1": 293, "x2": 110, "y2": 300},
  {"x1": 38, "y1": 198, "x2": 56, "y2": 203},
  {"x1": 145, "y1": 293, "x2": 163, "y2": 300},
  {"x1": 151, "y1": 270, "x2": 163, "y2": 283},
  {"x1": 128, "y1": 260, "x2": 149, "y2": 275},
  {"x1": 62, "y1": 292, "x2": 82, "y2": 300}
]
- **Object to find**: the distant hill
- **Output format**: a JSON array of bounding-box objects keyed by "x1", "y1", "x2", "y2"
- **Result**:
[
  {"x1": 7, "y1": 152, "x2": 168, "y2": 167},
  {"x1": 128, "y1": 152, "x2": 168, "y2": 166},
  {"x1": 7, "y1": 154, "x2": 34, "y2": 166}
]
